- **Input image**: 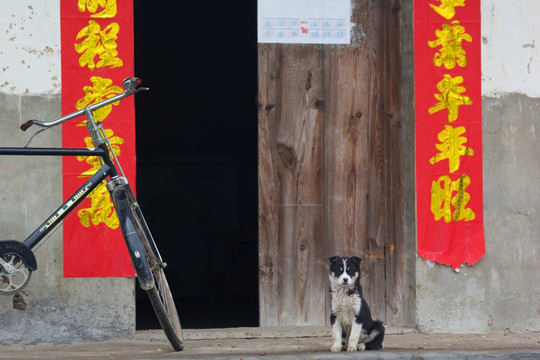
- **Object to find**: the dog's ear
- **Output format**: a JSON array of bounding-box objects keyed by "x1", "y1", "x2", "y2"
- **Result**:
[
  {"x1": 351, "y1": 256, "x2": 362, "y2": 265},
  {"x1": 329, "y1": 256, "x2": 339, "y2": 265}
]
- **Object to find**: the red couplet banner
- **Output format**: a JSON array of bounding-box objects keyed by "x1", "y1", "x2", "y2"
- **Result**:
[
  {"x1": 414, "y1": 0, "x2": 485, "y2": 270},
  {"x1": 61, "y1": 0, "x2": 135, "y2": 277}
]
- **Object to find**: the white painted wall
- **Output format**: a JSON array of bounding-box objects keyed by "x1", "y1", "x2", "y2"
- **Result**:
[
  {"x1": 482, "y1": 0, "x2": 540, "y2": 98},
  {"x1": 0, "y1": 0, "x2": 61, "y2": 95}
]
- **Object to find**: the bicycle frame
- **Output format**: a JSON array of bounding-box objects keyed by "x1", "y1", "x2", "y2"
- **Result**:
[
  {"x1": 0, "y1": 77, "x2": 156, "y2": 286},
  {"x1": 0, "y1": 143, "x2": 118, "y2": 270}
]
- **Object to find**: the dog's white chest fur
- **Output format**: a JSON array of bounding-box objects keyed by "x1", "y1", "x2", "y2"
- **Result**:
[{"x1": 330, "y1": 284, "x2": 361, "y2": 327}]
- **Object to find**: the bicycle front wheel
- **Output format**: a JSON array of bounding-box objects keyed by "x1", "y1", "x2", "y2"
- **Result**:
[
  {"x1": 112, "y1": 185, "x2": 183, "y2": 351},
  {"x1": 146, "y1": 268, "x2": 183, "y2": 350},
  {"x1": 130, "y1": 201, "x2": 183, "y2": 351}
]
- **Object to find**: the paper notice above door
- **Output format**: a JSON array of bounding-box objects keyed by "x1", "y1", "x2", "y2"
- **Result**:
[{"x1": 258, "y1": 0, "x2": 351, "y2": 44}]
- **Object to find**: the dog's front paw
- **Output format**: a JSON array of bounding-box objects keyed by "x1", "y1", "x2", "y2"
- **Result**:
[
  {"x1": 357, "y1": 342, "x2": 366, "y2": 351},
  {"x1": 330, "y1": 344, "x2": 342, "y2": 352},
  {"x1": 358, "y1": 332, "x2": 367, "y2": 343},
  {"x1": 346, "y1": 344, "x2": 358, "y2": 352}
]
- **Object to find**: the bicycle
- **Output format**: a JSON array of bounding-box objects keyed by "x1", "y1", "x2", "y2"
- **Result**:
[{"x1": 0, "y1": 77, "x2": 183, "y2": 351}]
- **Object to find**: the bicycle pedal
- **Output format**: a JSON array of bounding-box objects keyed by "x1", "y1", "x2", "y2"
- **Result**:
[{"x1": 13, "y1": 290, "x2": 29, "y2": 310}]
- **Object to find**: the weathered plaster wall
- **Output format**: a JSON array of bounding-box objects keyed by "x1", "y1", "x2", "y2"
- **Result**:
[
  {"x1": 0, "y1": 2, "x2": 61, "y2": 95},
  {"x1": 415, "y1": 0, "x2": 540, "y2": 333},
  {"x1": 0, "y1": 0, "x2": 135, "y2": 344}
]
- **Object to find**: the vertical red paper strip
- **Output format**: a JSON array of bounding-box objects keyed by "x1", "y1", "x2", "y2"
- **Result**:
[
  {"x1": 414, "y1": 0, "x2": 485, "y2": 269},
  {"x1": 61, "y1": 0, "x2": 135, "y2": 277}
]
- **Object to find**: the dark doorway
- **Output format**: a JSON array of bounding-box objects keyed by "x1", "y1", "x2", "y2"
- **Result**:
[{"x1": 133, "y1": 1, "x2": 258, "y2": 329}]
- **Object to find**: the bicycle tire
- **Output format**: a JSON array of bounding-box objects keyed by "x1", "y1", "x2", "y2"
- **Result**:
[{"x1": 113, "y1": 185, "x2": 183, "y2": 351}]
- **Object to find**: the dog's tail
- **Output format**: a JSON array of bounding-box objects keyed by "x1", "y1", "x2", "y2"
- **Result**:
[{"x1": 365, "y1": 320, "x2": 385, "y2": 350}]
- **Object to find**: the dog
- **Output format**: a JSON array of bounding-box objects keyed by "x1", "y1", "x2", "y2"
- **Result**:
[{"x1": 328, "y1": 256, "x2": 384, "y2": 352}]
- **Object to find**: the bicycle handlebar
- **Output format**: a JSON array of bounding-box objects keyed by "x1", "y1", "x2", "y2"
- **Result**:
[{"x1": 21, "y1": 77, "x2": 147, "y2": 132}]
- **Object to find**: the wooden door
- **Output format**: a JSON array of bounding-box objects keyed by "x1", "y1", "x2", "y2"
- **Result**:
[{"x1": 258, "y1": 0, "x2": 412, "y2": 327}]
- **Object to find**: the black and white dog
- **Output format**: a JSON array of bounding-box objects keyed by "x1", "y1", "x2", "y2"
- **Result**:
[{"x1": 328, "y1": 256, "x2": 384, "y2": 352}]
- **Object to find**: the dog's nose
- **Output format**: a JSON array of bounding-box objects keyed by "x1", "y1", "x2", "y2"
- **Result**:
[{"x1": 342, "y1": 278, "x2": 348, "y2": 284}]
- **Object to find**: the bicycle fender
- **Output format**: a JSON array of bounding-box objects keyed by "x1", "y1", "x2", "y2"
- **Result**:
[
  {"x1": 0, "y1": 240, "x2": 37, "y2": 271},
  {"x1": 112, "y1": 188, "x2": 154, "y2": 290},
  {"x1": 122, "y1": 217, "x2": 155, "y2": 290}
]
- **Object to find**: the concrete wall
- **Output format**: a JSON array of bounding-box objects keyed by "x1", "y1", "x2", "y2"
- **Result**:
[
  {"x1": 0, "y1": 0, "x2": 135, "y2": 344},
  {"x1": 415, "y1": 0, "x2": 540, "y2": 333}
]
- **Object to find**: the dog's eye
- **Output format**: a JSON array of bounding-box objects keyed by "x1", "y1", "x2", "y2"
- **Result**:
[
  {"x1": 339, "y1": 267, "x2": 343, "y2": 272},
  {"x1": 346, "y1": 267, "x2": 350, "y2": 272}
]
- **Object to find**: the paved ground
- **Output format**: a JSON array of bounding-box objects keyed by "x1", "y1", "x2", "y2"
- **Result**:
[{"x1": 0, "y1": 326, "x2": 539, "y2": 360}]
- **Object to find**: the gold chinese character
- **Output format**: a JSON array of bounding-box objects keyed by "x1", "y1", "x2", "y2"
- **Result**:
[
  {"x1": 431, "y1": 174, "x2": 475, "y2": 223},
  {"x1": 76, "y1": 77, "x2": 123, "y2": 123},
  {"x1": 429, "y1": 125, "x2": 474, "y2": 173},
  {"x1": 429, "y1": 0, "x2": 465, "y2": 20},
  {"x1": 78, "y1": 182, "x2": 119, "y2": 229},
  {"x1": 77, "y1": 128, "x2": 124, "y2": 176},
  {"x1": 428, "y1": 21, "x2": 472, "y2": 69},
  {"x1": 75, "y1": 20, "x2": 123, "y2": 70},
  {"x1": 76, "y1": 128, "x2": 124, "y2": 229},
  {"x1": 78, "y1": 0, "x2": 117, "y2": 18},
  {"x1": 428, "y1": 74, "x2": 472, "y2": 122}
]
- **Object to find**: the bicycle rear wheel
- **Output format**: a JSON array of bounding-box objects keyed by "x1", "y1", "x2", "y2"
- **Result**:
[{"x1": 112, "y1": 185, "x2": 183, "y2": 351}]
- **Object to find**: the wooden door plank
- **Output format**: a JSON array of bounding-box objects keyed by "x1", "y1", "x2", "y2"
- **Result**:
[
  {"x1": 324, "y1": 47, "x2": 369, "y2": 258},
  {"x1": 275, "y1": 45, "x2": 326, "y2": 326},
  {"x1": 257, "y1": 43, "x2": 280, "y2": 326},
  {"x1": 278, "y1": 206, "x2": 325, "y2": 325},
  {"x1": 384, "y1": 0, "x2": 416, "y2": 327}
]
